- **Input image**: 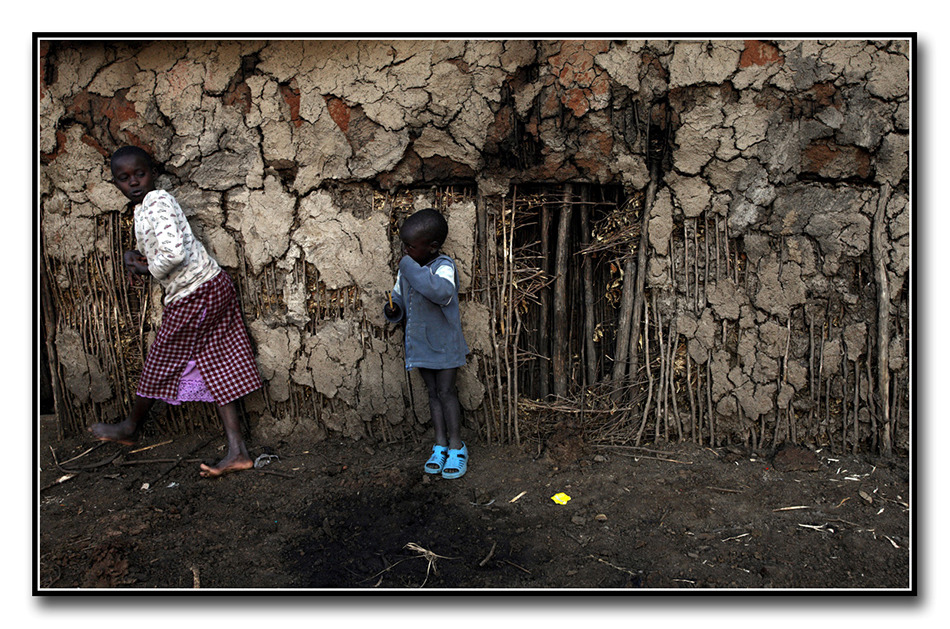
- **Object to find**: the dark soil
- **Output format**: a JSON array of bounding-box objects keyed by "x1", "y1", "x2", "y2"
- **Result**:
[{"x1": 37, "y1": 414, "x2": 911, "y2": 591}]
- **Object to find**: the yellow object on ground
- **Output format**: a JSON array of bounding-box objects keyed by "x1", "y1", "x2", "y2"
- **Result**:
[{"x1": 551, "y1": 492, "x2": 571, "y2": 505}]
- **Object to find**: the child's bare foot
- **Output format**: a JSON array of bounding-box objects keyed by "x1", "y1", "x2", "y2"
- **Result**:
[
  {"x1": 199, "y1": 452, "x2": 254, "y2": 478},
  {"x1": 88, "y1": 420, "x2": 138, "y2": 445}
]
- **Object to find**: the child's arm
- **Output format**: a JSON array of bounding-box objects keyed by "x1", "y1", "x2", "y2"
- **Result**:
[
  {"x1": 140, "y1": 194, "x2": 187, "y2": 279},
  {"x1": 398, "y1": 256, "x2": 457, "y2": 306}
]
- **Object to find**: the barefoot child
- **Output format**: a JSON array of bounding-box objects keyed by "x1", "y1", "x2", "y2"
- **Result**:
[
  {"x1": 89, "y1": 146, "x2": 263, "y2": 478},
  {"x1": 384, "y1": 209, "x2": 470, "y2": 478}
]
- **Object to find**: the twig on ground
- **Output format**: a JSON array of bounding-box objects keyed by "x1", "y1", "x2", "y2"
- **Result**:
[
  {"x1": 146, "y1": 438, "x2": 213, "y2": 486},
  {"x1": 588, "y1": 554, "x2": 638, "y2": 577},
  {"x1": 56, "y1": 442, "x2": 105, "y2": 466},
  {"x1": 48, "y1": 446, "x2": 72, "y2": 475},
  {"x1": 594, "y1": 444, "x2": 680, "y2": 456},
  {"x1": 721, "y1": 533, "x2": 750, "y2": 542},
  {"x1": 254, "y1": 468, "x2": 294, "y2": 479},
  {"x1": 129, "y1": 440, "x2": 173, "y2": 454},
  {"x1": 479, "y1": 541, "x2": 497, "y2": 567},
  {"x1": 826, "y1": 517, "x2": 861, "y2": 527},
  {"x1": 40, "y1": 473, "x2": 77, "y2": 492},
  {"x1": 503, "y1": 559, "x2": 531, "y2": 574},
  {"x1": 706, "y1": 486, "x2": 744, "y2": 494},
  {"x1": 119, "y1": 458, "x2": 203, "y2": 466},
  {"x1": 404, "y1": 542, "x2": 455, "y2": 587},
  {"x1": 50, "y1": 445, "x2": 123, "y2": 474},
  {"x1": 605, "y1": 450, "x2": 693, "y2": 464}
]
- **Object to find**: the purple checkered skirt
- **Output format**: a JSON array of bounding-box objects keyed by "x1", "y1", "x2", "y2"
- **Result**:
[{"x1": 136, "y1": 271, "x2": 263, "y2": 406}]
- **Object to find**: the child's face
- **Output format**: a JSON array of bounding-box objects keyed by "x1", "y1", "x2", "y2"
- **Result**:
[
  {"x1": 401, "y1": 233, "x2": 439, "y2": 265},
  {"x1": 111, "y1": 155, "x2": 156, "y2": 204}
]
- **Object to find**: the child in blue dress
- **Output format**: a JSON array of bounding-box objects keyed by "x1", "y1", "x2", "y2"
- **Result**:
[{"x1": 384, "y1": 209, "x2": 469, "y2": 479}]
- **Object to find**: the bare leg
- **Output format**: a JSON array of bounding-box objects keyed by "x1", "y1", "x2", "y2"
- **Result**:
[
  {"x1": 199, "y1": 401, "x2": 253, "y2": 477},
  {"x1": 88, "y1": 395, "x2": 153, "y2": 445},
  {"x1": 420, "y1": 368, "x2": 462, "y2": 450}
]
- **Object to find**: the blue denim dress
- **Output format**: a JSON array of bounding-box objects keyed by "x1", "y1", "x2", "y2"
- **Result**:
[{"x1": 385, "y1": 254, "x2": 468, "y2": 370}]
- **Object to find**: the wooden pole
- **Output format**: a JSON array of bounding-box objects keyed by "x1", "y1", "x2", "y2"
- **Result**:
[
  {"x1": 553, "y1": 184, "x2": 573, "y2": 400},
  {"x1": 579, "y1": 189, "x2": 597, "y2": 386},
  {"x1": 872, "y1": 184, "x2": 893, "y2": 455},
  {"x1": 626, "y1": 159, "x2": 661, "y2": 387},
  {"x1": 539, "y1": 200, "x2": 552, "y2": 399}
]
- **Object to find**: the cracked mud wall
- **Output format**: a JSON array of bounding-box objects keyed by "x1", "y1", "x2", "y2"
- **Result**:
[{"x1": 39, "y1": 38, "x2": 910, "y2": 453}]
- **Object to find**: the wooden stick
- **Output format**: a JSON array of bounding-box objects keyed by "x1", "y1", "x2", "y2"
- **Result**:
[
  {"x1": 118, "y1": 458, "x2": 198, "y2": 466},
  {"x1": 686, "y1": 351, "x2": 697, "y2": 443},
  {"x1": 255, "y1": 468, "x2": 294, "y2": 479},
  {"x1": 607, "y1": 451, "x2": 692, "y2": 464},
  {"x1": 683, "y1": 219, "x2": 690, "y2": 305},
  {"x1": 539, "y1": 196, "x2": 552, "y2": 399},
  {"x1": 634, "y1": 299, "x2": 653, "y2": 446},
  {"x1": 872, "y1": 183, "x2": 893, "y2": 455},
  {"x1": 668, "y1": 318, "x2": 682, "y2": 441},
  {"x1": 627, "y1": 160, "x2": 660, "y2": 388},
  {"x1": 55, "y1": 442, "x2": 106, "y2": 466},
  {"x1": 654, "y1": 293, "x2": 665, "y2": 442},
  {"x1": 129, "y1": 439, "x2": 173, "y2": 454},
  {"x1": 707, "y1": 360, "x2": 715, "y2": 446},
  {"x1": 594, "y1": 444, "x2": 676, "y2": 455},
  {"x1": 145, "y1": 438, "x2": 212, "y2": 486},
  {"x1": 552, "y1": 184, "x2": 572, "y2": 399},
  {"x1": 40, "y1": 473, "x2": 78, "y2": 493},
  {"x1": 479, "y1": 541, "x2": 497, "y2": 567},
  {"x1": 486, "y1": 202, "x2": 503, "y2": 443},
  {"x1": 579, "y1": 198, "x2": 597, "y2": 386},
  {"x1": 503, "y1": 560, "x2": 532, "y2": 574},
  {"x1": 694, "y1": 217, "x2": 701, "y2": 312},
  {"x1": 501, "y1": 195, "x2": 513, "y2": 442}
]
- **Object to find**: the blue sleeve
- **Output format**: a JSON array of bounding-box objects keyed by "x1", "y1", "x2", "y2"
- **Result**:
[{"x1": 398, "y1": 256, "x2": 456, "y2": 306}]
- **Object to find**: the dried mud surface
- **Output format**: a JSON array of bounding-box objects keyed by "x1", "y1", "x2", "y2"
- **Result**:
[{"x1": 37, "y1": 414, "x2": 910, "y2": 591}]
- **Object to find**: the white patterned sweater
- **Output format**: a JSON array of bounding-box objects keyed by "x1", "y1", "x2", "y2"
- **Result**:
[{"x1": 134, "y1": 190, "x2": 220, "y2": 305}]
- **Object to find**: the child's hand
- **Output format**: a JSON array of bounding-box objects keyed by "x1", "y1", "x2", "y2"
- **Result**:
[
  {"x1": 383, "y1": 291, "x2": 400, "y2": 319},
  {"x1": 123, "y1": 250, "x2": 149, "y2": 285}
]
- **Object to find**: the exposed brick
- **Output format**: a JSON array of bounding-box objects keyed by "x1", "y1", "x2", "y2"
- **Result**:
[
  {"x1": 279, "y1": 83, "x2": 302, "y2": 128},
  {"x1": 562, "y1": 88, "x2": 590, "y2": 117},
  {"x1": 324, "y1": 96, "x2": 351, "y2": 134},
  {"x1": 740, "y1": 40, "x2": 783, "y2": 68},
  {"x1": 224, "y1": 81, "x2": 252, "y2": 115},
  {"x1": 802, "y1": 139, "x2": 871, "y2": 179},
  {"x1": 808, "y1": 82, "x2": 838, "y2": 107},
  {"x1": 80, "y1": 134, "x2": 108, "y2": 158}
]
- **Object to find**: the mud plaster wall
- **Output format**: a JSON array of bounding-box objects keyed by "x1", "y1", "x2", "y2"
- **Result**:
[{"x1": 39, "y1": 39, "x2": 911, "y2": 452}]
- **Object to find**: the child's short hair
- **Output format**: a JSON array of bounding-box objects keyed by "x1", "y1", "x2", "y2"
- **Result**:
[
  {"x1": 110, "y1": 146, "x2": 153, "y2": 172},
  {"x1": 401, "y1": 209, "x2": 448, "y2": 246}
]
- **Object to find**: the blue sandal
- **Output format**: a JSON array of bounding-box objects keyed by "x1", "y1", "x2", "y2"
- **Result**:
[
  {"x1": 424, "y1": 445, "x2": 448, "y2": 474},
  {"x1": 441, "y1": 443, "x2": 468, "y2": 479}
]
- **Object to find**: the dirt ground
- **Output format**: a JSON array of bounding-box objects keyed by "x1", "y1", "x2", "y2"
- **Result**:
[{"x1": 36, "y1": 413, "x2": 911, "y2": 591}]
